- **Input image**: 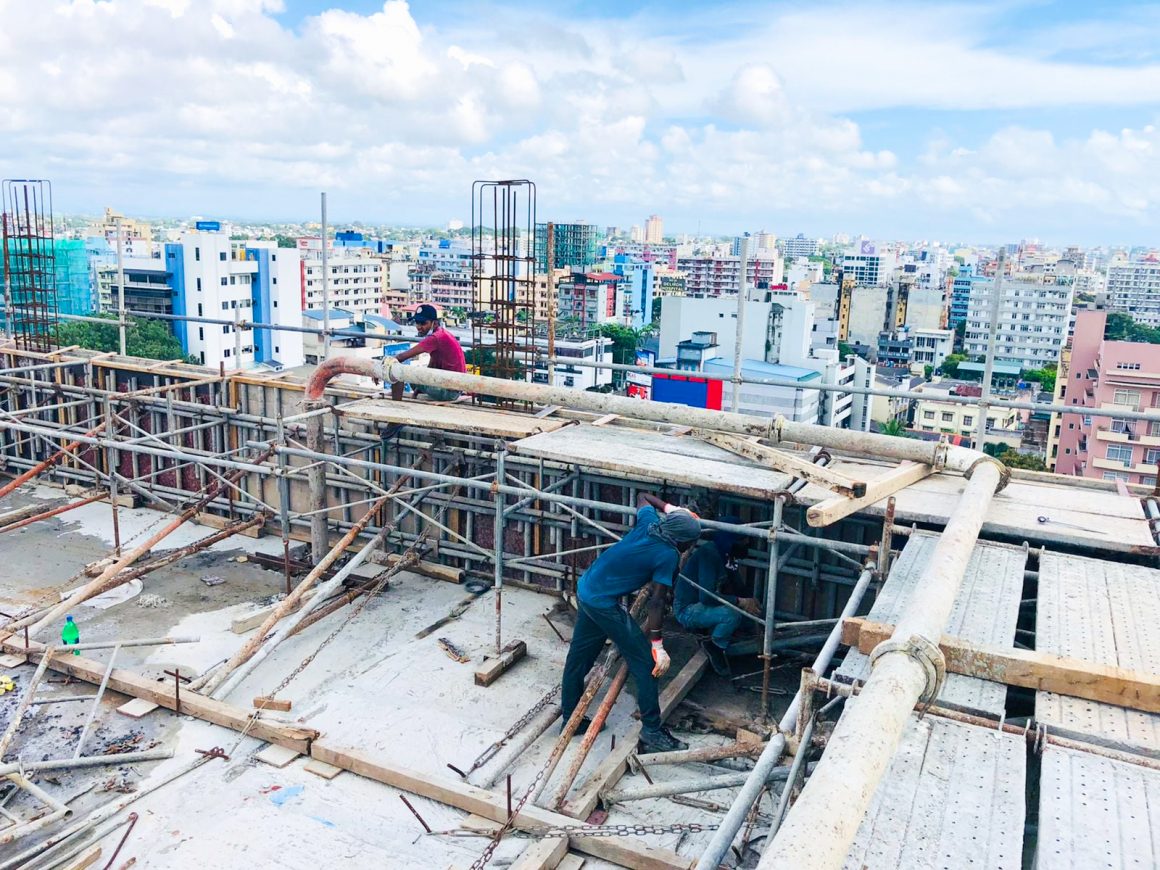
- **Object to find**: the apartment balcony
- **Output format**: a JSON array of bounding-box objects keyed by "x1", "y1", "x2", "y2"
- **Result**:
[
  {"x1": 1092, "y1": 456, "x2": 1135, "y2": 472},
  {"x1": 1095, "y1": 426, "x2": 1160, "y2": 447}
]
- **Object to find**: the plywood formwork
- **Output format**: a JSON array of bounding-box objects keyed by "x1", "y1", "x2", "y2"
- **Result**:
[
  {"x1": 1035, "y1": 553, "x2": 1160, "y2": 755},
  {"x1": 836, "y1": 531, "x2": 1025, "y2": 716},
  {"x1": 843, "y1": 716, "x2": 1025, "y2": 870}
]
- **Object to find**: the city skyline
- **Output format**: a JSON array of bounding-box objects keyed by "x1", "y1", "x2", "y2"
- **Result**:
[{"x1": 3, "y1": 1, "x2": 1160, "y2": 244}]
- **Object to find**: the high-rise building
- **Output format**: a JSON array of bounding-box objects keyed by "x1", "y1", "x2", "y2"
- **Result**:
[
  {"x1": 962, "y1": 279, "x2": 1073, "y2": 371},
  {"x1": 840, "y1": 242, "x2": 897, "y2": 287},
  {"x1": 1106, "y1": 259, "x2": 1160, "y2": 326},
  {"x1": 534, "y1": 222, "x2": 600, "y2": 273},
  {"x1": 675, "y1": 254, "x2": 783, "y2": 297},
  {"x1": 950, "y1": 272, "x2": 987, "y2": 327},
  {"x1": 783, "y1": 234, "x2": 819, "y2": 259},
  {"x1": 1051, "y1": 307, "x2": 1160, "y2": 486},
  {"x1": 301, "y1": 251, "x2": 384, "y2": 317},
  {"x1": 644, "y1": 215, "x2": 663, "y2": 244}
]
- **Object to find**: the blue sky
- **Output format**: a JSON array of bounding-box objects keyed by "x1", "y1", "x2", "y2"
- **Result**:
[{"x1": 2, "y1": 0, "x2": 1159, "y2": 246}]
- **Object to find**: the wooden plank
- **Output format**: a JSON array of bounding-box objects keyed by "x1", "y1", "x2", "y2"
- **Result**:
[
  {"x1": 806, "y1": 461, "x2": 934, "y2": 527},
  {"x1": 308, "y1": 742, "x2": 694, "y2": 870},
  {"x1": 338, "y1": 398, "x2": 568, "y2": 439},
  {"x1": 590, "y1": 414, "x2": 618, "y2": 427},
  {"x1": 194, "y1": 511, "x2": 264, "y2": 537},
  {"x1": 0, "y1": 637, "x2": 318, "y2": 753},
  {"x1": 695, "y1": 430, "x2": 865, "y2": 497},
  {"x1": 562, "y1": 650, "x2": 708, "y2": 819},
  {"x1": 61, "y1": 845, "x2": 102, "y2": 870},
  {"x1": 370, "y1": 551, "x2": 463, "y2": 584},
  {"x1": 254, "y1": 695, "x2": 292, "y2": 712},
  {"x1": 304, "y1": 758, "x2": 344, "y2": 780},
  {"x1": 474, "y1": 640, "x2": 527, "y2": 687},
  {"x1": 842, "y1": 618, "x2": 1160, "y2": 714},
  {"x1": 0, "y1": 653, "x2": 28, "y2": 668},
  {"x1": 231, "y1": 591, "x2": 317, "y2": 634},
  {"x1": 116, "y1": 698, "x2": 160, "y2": 718},
  {"x1": 557, "y1": 856, "x2": 585, "y2": 870},
  {"x1": 256, "y1": 743, "x2": 301, "y2": 768},
  {"x1": 509, "y1": 836, "x2": 570, "y2": 870}
]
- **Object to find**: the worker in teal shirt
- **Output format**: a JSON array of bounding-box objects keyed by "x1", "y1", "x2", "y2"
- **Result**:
[
  {"x1": 674, "y1": 519, "x2": 760, "y2": 677},
  {"x1": 560, "y1": 493, "x2": 701, "y2": 754}
]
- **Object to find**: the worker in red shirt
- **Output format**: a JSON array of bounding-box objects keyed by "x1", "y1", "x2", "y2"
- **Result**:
[{"x1": 391, "y1": 304, "x2": 467, "y2": 402}]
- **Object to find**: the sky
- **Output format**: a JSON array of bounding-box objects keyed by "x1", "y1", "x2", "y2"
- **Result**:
[{"x1": 2, "y1": 0, "x2": 1160, "y2": 245}]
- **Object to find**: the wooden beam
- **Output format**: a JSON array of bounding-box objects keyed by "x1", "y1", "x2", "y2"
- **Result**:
[
  {"x1": 308, "y1": 741, "x2": 693, "y2": 870},
  {"x1": 806, "y1": 461, "x2": 934, "y2": 527},
  {"x1": 696, "y1": 431, "x2": 866, "y2": 497},
  {"x1": 562, "y1": 649, "x2": 708, "y2": 820},
  {"x1": 254, "y1": 696, "x2": 292, "y2": 712},
  {"x1": 841, "y1": 618, "x2": 1160, "y2": 714},
  {"x1": 474, "y1": 640, "x2": 528, "y2": 687},
  {"x1": 0, "y1": 637, "x2": 317, "y2": 753},
  {"x1": 509, "y1": 836, "x2": 570, "y2": 870}
]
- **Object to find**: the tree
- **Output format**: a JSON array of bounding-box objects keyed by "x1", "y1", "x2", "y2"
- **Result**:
[
  {"x1": 1022, "y1": 363, "x2": 1057, "y2": 394},
  {"x1": 940, "y1": 353, "x2": 967, "y2": 377},
  {"x1": 838, "y1": 341, "x2": 856, "y2": 359},
  {"x1": 923, "y1": 364, "x2": 934, "y2": 380},
  {"x1": 880, "y1": 418, "x2": 909, "y2": 437},
  {"x1": 999, "y1": 451, "x2": 1047, "y2": 472},
  {"x1": 1105, "y1": 312, "x2": 1160, "y2": 344},
  {"x1": 651, "y1": 296, "x2": 663, "y2": 323},
  {"x1": 55, "y1": 314, "x2": 194, "y2": 363},
  {"x1": 273, "y1": 234, "x2": 298, "y2": 249},
  {"x1": 953, "y1": 320, "x2": 966, "y2": 352}
]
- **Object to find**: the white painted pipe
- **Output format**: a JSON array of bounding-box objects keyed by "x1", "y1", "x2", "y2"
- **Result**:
[{"x1": 759, "y1": 462, "x2": 1003, "y2": 870}]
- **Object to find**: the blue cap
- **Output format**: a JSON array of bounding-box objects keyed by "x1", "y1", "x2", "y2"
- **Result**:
[
  {"x1": 66, "y1": 615, "x2": 74, "y2": 621},
  {"x1": 413, "y1": 303, "x2": 438, "y2": 323}
]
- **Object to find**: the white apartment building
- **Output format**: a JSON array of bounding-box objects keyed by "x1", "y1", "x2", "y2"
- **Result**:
[
  {"x1": 302, "y1": 253, "x2": 384, "y2": 317},
  {"x1": 786, "y1": 258, "x2": 824, "y2": 291},
  {"x1": 783, "y1": 234, "x2": 819, "y2": 259},
  {"x1": 841, "y1": 244, "x2": 897, "y2": 287},
  {"x1": 1106, "y1": 260, "x2": 1160, "y2": 326},
  {"x1": 911, "y1": 327, "x2": 954, "y2": 370},
  {"x1": 963, "y1": 279, "x2": 1073, "y2": 371}
]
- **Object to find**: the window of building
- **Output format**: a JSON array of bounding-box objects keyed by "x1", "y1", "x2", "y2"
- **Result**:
[
  {"x1": 941, "y1": 412, "x2": 954, "y2": 422},
  {"x1": 196, "y1": 278, "x2": 202, "y2": 292},
  {"x1": 1150, "y1": 420, "x2": 1160, "y2": 438},
  {"x1": 1146, "y1": 448, "x2": 1160, "y2": 465},
  {"x1": 224, "y1": 348, "x2": 231, "y2": 358},
  {"x1": 1107, "y1": 444, "x2": 1133, "y2": 466},
  {"x1": 195, "y1": 247, "x2": 200, "y2": 262},
  {"x1": 221, "y1": 277, "x2": 227, "y2": 286},
  {"x1": 987, "y1": 417, "x2": 996, "y2": 428},
  {"x1": 197, "y1": 303, "x2": 203, "y2": 316},
  {"x1": 230, "y1": 276, "x2": 236, "y2": 285},
  {"x1": 1113, "y1": 389, "x2": 1141, "y2": 407},
  {"x1": 1102, "y1": 471, "x2": 1130, "y2": 481},
  {"x1": 1082, "y1": 415, "x2": 1092, "y2": 427},
  {"x1": 1144, "y1": 476, "x2": 1157, "y2": 486},
  {"x1": 221, "y1": 301, "x2": 229, "y2": 311},
  {"x1": 198, "y1": 327, "x2": 203, "y2": 340},
  {"x1": 219, "y1": 252, "x2": 227, "y2": 261},
  {"x1": 223, "y1": 325, "x2": 231, "y2": 334},
  {"x1": 923, "y1": 411, "x2": 934, "y2": 420},
  {"x1": 963, "y1": 415, "x2": 974, "y2": 427}
]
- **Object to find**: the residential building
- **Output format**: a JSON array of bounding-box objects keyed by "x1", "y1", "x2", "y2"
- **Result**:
[
  {"x1": 97, "y1": 257, "x2": 173, "y2": 318},
  {"x1": 950, "y1": 272, "x2": 987, "y2": 327},
  {"x1": 164, "y1": 229, "x2": 303, "y2": 370},
  {"x1": 529, "y1": 336, "x2": 613, "y2": 390},
  {"x1": 783, "y1": 234, "x2": 819, "y2": 259},
  {"x1": 302, "y1": 251, "x2": 384, "y2": 318},
  {"x1": 556, "y1": 272, "x2": 621, "y2": 329},
  {"x1": 1106, "y1": 259, "x2": 1160, "y2": 326},
  {"x1": 913, "y1": 381, "x2": 1019, "y2": 440},
  {"x1": 1051, "y1": 308, "x2": 1160, "y2": 486},
  {"x1": 675, "y1": 254, "x2": 783, "y2": 297},
  {"x1": 876, "y1": 331, "x2": 912, "y2": 369},
  {"x1": 786, "y1": 258, "x2": 824, "y2": 291},
  {"x1": 644, "y1": 215, "x2": 663, "y2": 244},
  {"x1": 600, "y1": 242, "x2": 678, "y2": 268},
  {"x1": 535, "y1": 222, "x2": 600, "y2": 273},
  {"x1": 870, "y1": 371, "x2": 922, "y2": 427},
  {"x1": 911, "y1": 328, "x2": 954, "y2": 371},
  {"x1": 98, "y1": 207, "x2": 151, "y2": 243},
  {"x1": 302, "y1": 308, "x2": 358, "y2": 365},
  {"x1": 963, "y1": 279, "x2": 1073, "y2": 371},
  {"x1": 840, "y1": 242, "x2": 897, "y2": 287}
]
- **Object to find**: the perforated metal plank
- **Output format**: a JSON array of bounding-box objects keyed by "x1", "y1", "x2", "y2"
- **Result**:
[
  {"x1": 836, "y1": 531, "x2": 1026, "y2": 716},
  {"x1": 1037, "y1": 744, "x2": 1160, "y2": 869},
  {"x1": 844, "y1": 715, "x2": 1026, "y2": 870},
  {"x1": 1036, "y1": 553, "x2": 1160, "y2": 754}
]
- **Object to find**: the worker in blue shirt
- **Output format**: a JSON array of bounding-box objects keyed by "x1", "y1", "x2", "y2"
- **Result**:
[
  {"x1": 674, "y1": 519, "x2": 760, "y2": 677},
  {"x1": 560, "y1": 492, "x2": 701, "y2": 754}
]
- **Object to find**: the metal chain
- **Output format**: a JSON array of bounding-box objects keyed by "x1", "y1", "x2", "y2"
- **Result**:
[
  {"x1": 465, "y1": 685, "x2": 561, "y2": 774},
  {"x1": 533, "y1": 821, "x2": 719, "y2": 838}
]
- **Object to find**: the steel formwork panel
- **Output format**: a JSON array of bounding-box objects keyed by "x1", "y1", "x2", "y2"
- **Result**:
[
  {"x1": 836, "y1": 530, "x2": 1025, "y2": 716},
  {"x1": 1035, "y1": 552, "x2": 1160, "y2": 754},
  {"x1": 843, "y1": 715, "x2": 1026, "y2": 870}
]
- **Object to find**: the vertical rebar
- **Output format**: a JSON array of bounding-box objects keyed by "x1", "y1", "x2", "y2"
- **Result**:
[{"x1": 493, "y1": 445, "x2": 505, "y2": 655}]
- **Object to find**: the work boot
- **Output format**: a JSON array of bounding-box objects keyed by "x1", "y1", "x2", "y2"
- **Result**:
[
  {"x1": 638, "y1": 726, "x2": 688, "y2": 754},
  {"x1": 703, "y1": 641, "x2": 731, "y2": 677},
  {"x1": 562, "y1": 716, "x2": 605, "y2": 737}
]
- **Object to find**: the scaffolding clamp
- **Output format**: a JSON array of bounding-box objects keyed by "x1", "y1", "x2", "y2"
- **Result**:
[
  {"x1": 869, "y1": 633, "x2": 946, "y2": 706},
  {"x1": 964, "y1": 455, "x2": 1011, "y2": 493}
]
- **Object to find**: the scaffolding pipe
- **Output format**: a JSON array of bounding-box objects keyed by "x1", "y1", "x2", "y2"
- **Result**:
[
  {"x1": 0, "y1": 421, "x2": 106, "y2": 502},
  {"x1": 211, "y1": 527, "x2": 387, "y2": 700},
  {"x1": 731, "y1": 234, "x2": 749, "y2": 414},
  {"x1": 695, "y1": 563, "x2": 876, "y2": 870},
  {"x1": 305, "y1": 402, "x2": 329, "y2": 565},
  {"x1": 604, "y1": 764, "x2": 805, "y2": 806},
  {"x1": 549, "y1": 660, "x2": 628, "y2": 810},
  {"x1": 0, "y1": 773, "x2": 69, "y2": 846},
  {"x1": 198, "y1": 491, "x2": 391, "y2": 695},
  {"x1": 759, "y1": 462, "x2": 1003, "y2": 870},
  {"x1": 0, "y1": 748, "x2": 172, "y2": 777}
]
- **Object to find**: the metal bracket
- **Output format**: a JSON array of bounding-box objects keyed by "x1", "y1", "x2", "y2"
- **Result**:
[{"x1": 869, "y1": 633, "x2": 946, "y2": 706}]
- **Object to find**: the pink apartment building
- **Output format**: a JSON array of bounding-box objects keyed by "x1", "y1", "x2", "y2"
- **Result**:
[{"x1": 1053, "y1": 308, "x2": 1160, "y2": 486}]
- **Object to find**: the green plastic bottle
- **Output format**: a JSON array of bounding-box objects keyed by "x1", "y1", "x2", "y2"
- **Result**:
[{"x1": 61, "y1": 615, "x2": 80, "y2": 655}]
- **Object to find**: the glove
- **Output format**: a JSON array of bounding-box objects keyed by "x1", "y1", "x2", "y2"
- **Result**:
[
  {"x1": 663, "y1": 503, "x2": 700, "y2": 520},
  {"x1": 739, "y1": 597, "x2": 762, "y2": 616},
  {"x1": 650, "y1": 639, "x2": 671, "y2": 677}
]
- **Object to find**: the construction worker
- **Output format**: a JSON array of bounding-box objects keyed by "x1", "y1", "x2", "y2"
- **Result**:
[
  {"x1": 560, "y1": 492, "x2": 701, "y2": 753},
  {"x1": 674, "y1": 519, "x2": 760, "y2": 677},
  {"x1": 390, "y1": 303, "x2": 466, "y2": 402}
]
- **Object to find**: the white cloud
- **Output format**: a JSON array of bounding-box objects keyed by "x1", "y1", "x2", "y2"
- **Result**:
[{"x1": 0, "y1": 0, "x2": 1157, "y2": 241}]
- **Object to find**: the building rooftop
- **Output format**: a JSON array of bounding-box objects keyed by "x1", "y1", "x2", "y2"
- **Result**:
[{"x1": 703, "y1": 356, "x2": 821, "y2": 382}]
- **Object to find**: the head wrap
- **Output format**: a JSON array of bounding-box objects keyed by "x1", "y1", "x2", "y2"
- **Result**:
[
  {"x1": 648, "y1": 508, "x2": 702, "y2": 550},
  {"x1": 713, "y1": 515, "x2": 740, "y2": 559}
]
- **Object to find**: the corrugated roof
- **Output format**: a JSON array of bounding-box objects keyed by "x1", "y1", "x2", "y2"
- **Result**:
[{"x1": 703, "y1": 357, "x2": 821, "y2": 382}]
